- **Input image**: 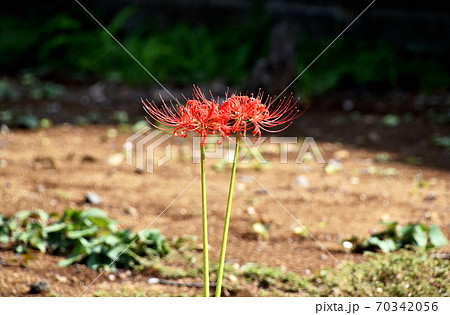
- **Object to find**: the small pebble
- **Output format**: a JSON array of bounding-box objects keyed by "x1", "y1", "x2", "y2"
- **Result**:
[
  {"x1": 124, "y1": 206, "x2": 138, "y2": 217},
  {"x1": 342, "y1": 241, "x2": 353, "y2": 249},
  {"x1": 85, "y1": 192, "x2": 102, "y2": 205},
  {"x1": 108, "y1": 274, "x2": 115, "y2": 281},
  {"x1": 29, "y1": 281, "x2": 50, "y2": 294},
  {"x1": 424, "y1": 192, "x2": 437, "y2": 201},
  {"x1": 55, "y1": 274, "x2": 68, "y2": 283},
  {"x1": 118, "y1": 272, "x2": 127, "y2": 280},
  {"x1": 295, "y1": 175, "x2": 310, "y2": 188},
  {"x1": 320, "y1": 254, "x2": 329, "y2": 261},
  {"x1": 107, "y1": 153, "x2": 123, "y2": 166},
  {"x1": 246, "y1": 206, "x2": 256, "y2": 215},
  {"x1": 148, "y1": 277, "x2": 160, "y2": 284},
  {"x1": 239, "y1": 175, "x2": 252, "y2": 183}
]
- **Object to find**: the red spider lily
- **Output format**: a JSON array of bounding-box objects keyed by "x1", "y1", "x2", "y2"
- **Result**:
[
  {"x1": 220, "y1": 93, "x2": 308, "y2": 140},
  {"x1": 142, "y1": 86, "x2": 230, "y2": 146}
]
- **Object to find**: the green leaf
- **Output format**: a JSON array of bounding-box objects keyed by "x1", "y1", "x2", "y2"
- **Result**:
[
  {"x1": 369, "y1": 236, "x2": 397, "y2": 253},
  {"x1": 87, "y1": 217, "x2": 114, "y2": 229},
  {"x1": 30, "y1": 237, "x2": 47, "y2": 253},
  {"x1": 34, "y1": 209, "x2": 49, "y2": 223},
  {"x1": 15, "y1": 210, "x2": 32, "y2": 221},
  {"x1": 103, "y1": 235, "x2": 120, "y2": 246},
  {"x1": 0, "y1": 215, "x2": 7, "y2": 226},
  {"x1": 43, "y1": 222, "x2": 66, "y2": 233},
  {"x1": 80, "y1": 208, "x2": 108, "y2": 220},
  {"x1": 397, "y1": 224, "x2": 414, "y2": 242},
  {"x1": 18, "y1": 230, "x2": 32, "y2": 243},
  {"x1": 58, "y1": 254, "x2": 82, "y2": 267},
  {"x1": 107, "y1": 244, "x2": 127, "y2": 260},
  {"x1": 7, "y1": 220, "x2": 19, "y2": 231},
  {"x1": 67, "y1": 226, "x2": 98, "y2": 239},
  {"x1": 428, "y1": 224, "x2": 448, "y2": 247},
  {"x1": 0, "y1": 232, "x2": 9, "y2": 244},
  {"x1": 15, "y1": 244, "x2": 26, "y2": 253},
  {"x1": 139, "y1": 229, "x2": 163, "y2": 244},
  {"x1": 412, "y1": 225, "x2": 428, "y2": 247}
]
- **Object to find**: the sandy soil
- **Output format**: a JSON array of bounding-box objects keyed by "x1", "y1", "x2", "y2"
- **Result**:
[{"x1": 0, "y1": 112, "x2": 449, "y2": 296}]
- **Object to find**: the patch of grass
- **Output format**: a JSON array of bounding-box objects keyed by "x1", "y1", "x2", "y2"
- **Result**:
[
  {"x1": 222, "y1": 249, "x2": 449, "y2": 296},
  {"x1": 82, "y1": 236, "x2": 449, "y2": 296},
  {"x1": 241, "y1": 263, "x2": 308, "y2": 293},
  {"x1": 308, "y1": 249, "x2": 449, "y2": 297},
  {"x1": 136, "y1": 248, "x2": 449, "y2": 297}
]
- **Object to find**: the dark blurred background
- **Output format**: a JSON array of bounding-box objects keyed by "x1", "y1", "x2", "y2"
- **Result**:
[
  {"x1": 2, "y1": 0, "x2": 449, "y2": 93},
  {"x1": 0, "y1": 0, "x2": 449, "y2": 163}
]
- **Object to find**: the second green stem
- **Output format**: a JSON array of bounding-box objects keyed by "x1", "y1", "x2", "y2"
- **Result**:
[
  {"x1": 200, "y1": 144, "x2": 209, "y2": 297},
  {"x1": 215, "y1": 132, "x2": 241, "y2": 297}
]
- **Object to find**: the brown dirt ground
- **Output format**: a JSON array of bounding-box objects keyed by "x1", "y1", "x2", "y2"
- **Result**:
[{"x1": 0, "y1": 115, "x2": 449, "y2": 296}]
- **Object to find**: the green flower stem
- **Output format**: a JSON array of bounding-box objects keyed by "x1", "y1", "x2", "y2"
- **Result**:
[
  {"x1": 200, "y1": 144, "x2": 209, "y2": 297},
  {"x1": 215, "y1": 132, "x2": 241, "y2": 297}
]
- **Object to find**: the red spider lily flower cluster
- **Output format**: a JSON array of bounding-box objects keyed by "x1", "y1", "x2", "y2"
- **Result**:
[
  {"x1": 142, "y1": 86, "x2": 307, "y2": 146},
  {"x1": 220, "y1": 93, "x2": 307, "y2": 140},
  {"x1": 142, "y1": 87, "x2": 229, "y2": 146}
]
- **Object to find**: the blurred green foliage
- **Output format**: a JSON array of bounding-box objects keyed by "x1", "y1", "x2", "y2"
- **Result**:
[
  {"x1": 0, "y1": 6, "x2": 448, "y2": 94},
  {"x1": 296, "y1": 39, "x2": 450, "y2": 96},
  {"x1": 0, "y1": 6, "x2": 264, "y2": 85},
  {"x1": 0, "y1": 208, "x2": 169, "y2": 270},
  {"x1": 343, "y1": 221, "x2": 448, "y2": 253}
]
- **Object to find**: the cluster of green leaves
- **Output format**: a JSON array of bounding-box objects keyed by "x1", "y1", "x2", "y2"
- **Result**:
[
  {"x1": 344, "y1": 221, "x2": 448, "y2": 253},
  {"x1": 0, "y1": 74, "x2": 63, "y2": 103},
  {"x1": 0, "y1": 78, "x2": 20, "y2": 102},
  {"x1": 20, "y1": 73, "x2": 65, "y2": 100},
  {"x1": 0, "y1": 109, "x2": 53, "y2": 129},
  {"x1": 0, "y1": 208, "x2": 168, "y2": 270}
]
